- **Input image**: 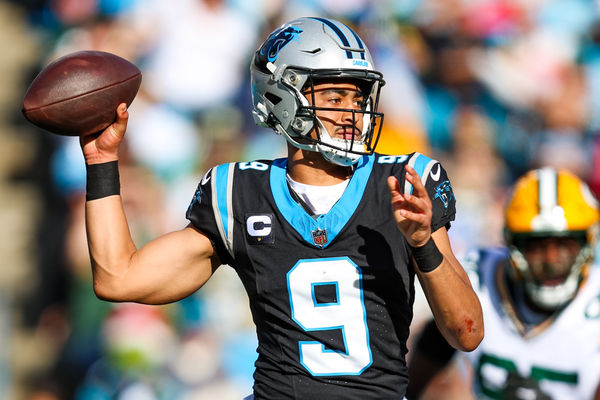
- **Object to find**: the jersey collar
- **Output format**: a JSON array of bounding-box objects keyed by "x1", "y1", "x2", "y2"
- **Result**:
[{"x1": 270, "y1": 154, "x2": 374, "y2": 248}]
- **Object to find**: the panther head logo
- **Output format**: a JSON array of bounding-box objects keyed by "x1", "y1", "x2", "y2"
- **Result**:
[
  {"x1": 257, "y1": 26, "x2": 303, "y2": 64},
  {"x1": 433, "y1": 180, "x2": 455, "y2": 209}
]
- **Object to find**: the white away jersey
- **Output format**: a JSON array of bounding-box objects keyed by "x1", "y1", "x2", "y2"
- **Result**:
[{"x1": 461, "y1": 247, "x2": 600, "y2": 399}]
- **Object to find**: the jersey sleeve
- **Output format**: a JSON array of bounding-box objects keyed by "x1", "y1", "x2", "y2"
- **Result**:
[
  {"x1": 185, "y1": 164, "x2": 236, "y2": 265},
  {"x1": 398, "y1": 152, "x2": 457, "y2": 233}
]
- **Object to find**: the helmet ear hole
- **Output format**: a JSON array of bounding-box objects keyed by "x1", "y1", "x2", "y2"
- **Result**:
[{"x1": 265, "y1": 92, "x2": 282, "y2": 105}]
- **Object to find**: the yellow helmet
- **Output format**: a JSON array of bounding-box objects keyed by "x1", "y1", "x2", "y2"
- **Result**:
[{"x1": 504, "y1": 168, "x2": 599, "y2": 310}]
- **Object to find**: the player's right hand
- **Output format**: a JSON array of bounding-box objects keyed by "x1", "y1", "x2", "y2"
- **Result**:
[{"x1": 80, "y1": 103, "x2": 128, "y2": 165}]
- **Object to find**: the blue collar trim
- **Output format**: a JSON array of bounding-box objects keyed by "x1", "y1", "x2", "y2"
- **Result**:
[{"x1": 270, "y1": 155, "x2": 374, "y2": 248}]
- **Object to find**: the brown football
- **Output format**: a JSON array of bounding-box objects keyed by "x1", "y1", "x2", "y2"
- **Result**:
[{"x1": 22, "y1": 50, "x2": 142, "y2": 136}]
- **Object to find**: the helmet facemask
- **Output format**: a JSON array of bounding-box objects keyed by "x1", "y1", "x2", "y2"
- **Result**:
[
  {"x1": 507, "y1": 231, "x2": 594, "y2": 311},
  {"x1": 290, "y1": 71, "x2": 384, "y2": 166}
]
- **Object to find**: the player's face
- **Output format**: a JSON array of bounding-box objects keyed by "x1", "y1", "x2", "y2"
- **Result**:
[
  {"x1": 303, "y1": 81, "x2": 366, "y2": 142},
  {"x1": 522, "y1": 237, "x2": 582, "y2": 286}
]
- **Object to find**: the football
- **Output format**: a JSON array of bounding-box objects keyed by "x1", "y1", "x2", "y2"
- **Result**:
[{"x1": 22, "y1": 50, "x2": 142, "y2": 136}]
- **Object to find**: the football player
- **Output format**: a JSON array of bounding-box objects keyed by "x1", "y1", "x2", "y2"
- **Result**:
[
  {"x1": 81, "y1": 17, "x2": 483, "y2": 399},
  {"x1": 407, "y1": 168, "x2": 600, "y2": 400}
]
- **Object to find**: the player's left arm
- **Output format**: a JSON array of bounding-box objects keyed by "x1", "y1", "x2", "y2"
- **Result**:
[
  {"x1": 387, "y1": 164, "x2": 483, "y2": 352},
  {"x1": 422, "y1": 226, "x2": 483, "y2": 351}
]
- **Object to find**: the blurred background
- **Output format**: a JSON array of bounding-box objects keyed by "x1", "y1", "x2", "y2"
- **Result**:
[{"x1": 1, "y1": 0, "x2": 600, "y2": 398}]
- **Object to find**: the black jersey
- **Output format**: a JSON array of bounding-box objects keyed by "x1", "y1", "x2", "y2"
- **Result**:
[{"x1": 186, "y1": 152, "x2": 456, "y2": 399}]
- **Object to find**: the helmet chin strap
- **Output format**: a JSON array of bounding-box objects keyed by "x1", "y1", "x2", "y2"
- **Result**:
[
  {"x1": 315, "y1": 102, "x2": 373, "y2": 166},
  {"x1": 312, "y1": 117, "x2": 364, "y2": 166},
  {"x1": 317, "y1": 127, "x2": 364, "y2": 166},
  {"x1": 524, "y1": 277, "x2": 578, "y2": 311},
  {"x1": 276, "y1": 117, "x2": 365, "y2": 167}
]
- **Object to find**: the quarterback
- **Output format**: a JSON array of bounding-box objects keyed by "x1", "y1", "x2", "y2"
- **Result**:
[
  {"x1": 81, "y1": 17, "x2": 483, "y2": 399},
  {"x1": 407, "y1": 168, "x2": 600, "y2": 400}
]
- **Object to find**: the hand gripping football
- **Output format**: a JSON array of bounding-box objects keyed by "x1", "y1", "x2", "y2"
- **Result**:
[{"x1": 22, "y1": 50, "x2": 142, "y2": 136}]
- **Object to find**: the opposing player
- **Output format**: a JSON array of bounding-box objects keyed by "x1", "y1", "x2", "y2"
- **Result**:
[
  {"x1": 82, "y1": 17, "x2": 483, "y2": 398},
  {"x1": 407, "y1": 168, "x2": 600, "y2": 400}
]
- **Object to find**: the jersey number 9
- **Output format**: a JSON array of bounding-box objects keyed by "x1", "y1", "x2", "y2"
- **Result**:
[{"x1": 287, "y1": 257, "x2": 373, "y2": 376}]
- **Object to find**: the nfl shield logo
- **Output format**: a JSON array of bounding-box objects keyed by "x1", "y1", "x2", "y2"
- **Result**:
[{"x1": 312, "y1": 228, "x2": 328, "y2": 247}]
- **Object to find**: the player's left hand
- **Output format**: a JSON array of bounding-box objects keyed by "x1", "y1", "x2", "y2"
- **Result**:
[{"x1": 387, "y1": 165, "x2": 433, "y2": 247}]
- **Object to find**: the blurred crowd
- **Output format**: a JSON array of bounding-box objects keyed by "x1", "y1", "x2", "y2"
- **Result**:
[{"x1": 1, "y1": 0, "x2": 600, "y2": 399}]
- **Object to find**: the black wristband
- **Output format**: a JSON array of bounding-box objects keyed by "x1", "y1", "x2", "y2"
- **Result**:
[
  {"x1": 410, "y1": 237, "x2": 443, "y2": 273},
  {"x1": 86, "y1": 161, "x2": 120, "y2": 201}
]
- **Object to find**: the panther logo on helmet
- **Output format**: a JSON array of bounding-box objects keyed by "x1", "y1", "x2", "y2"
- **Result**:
[{"x1": 258, "y1": 26, "x2": 303, "y2": 64}]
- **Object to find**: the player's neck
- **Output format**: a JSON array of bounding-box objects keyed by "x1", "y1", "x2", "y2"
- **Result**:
[
  {"x1": 496, "y1": 263, "x2": 556, "y2": 335},
  {"x1": 286, "y1": 146, "x2": 352, "y2": 186}
]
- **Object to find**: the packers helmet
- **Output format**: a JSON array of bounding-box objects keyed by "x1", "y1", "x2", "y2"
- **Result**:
[
  {"x1": 250, "y1": 17, "x2": 385, "y2": 166},
  {"x1": 504, "y1": 168, "x2": 600, "y2": 310}
]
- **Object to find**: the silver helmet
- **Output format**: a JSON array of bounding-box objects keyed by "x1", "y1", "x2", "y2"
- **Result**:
[{"x1": 250, "y1": 17, "x2": 385, "y2": 166}]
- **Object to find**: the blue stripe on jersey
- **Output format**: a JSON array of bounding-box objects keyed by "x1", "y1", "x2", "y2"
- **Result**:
[
  {"x1": 215, "y1": 163, "x2": 231, "y2": 238},
  {"x1": 411, "y1": 153, "x2": 431, "y2": 184},
  {"x1": 405, "y1": 153, "x2": 434, "y2": 195},
  {"x1": 271, "y1": 154, "x2": 375, "y2": 248},
  {"x1": 310, "y1": 17, "x2": 353, "y2": 59}
]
